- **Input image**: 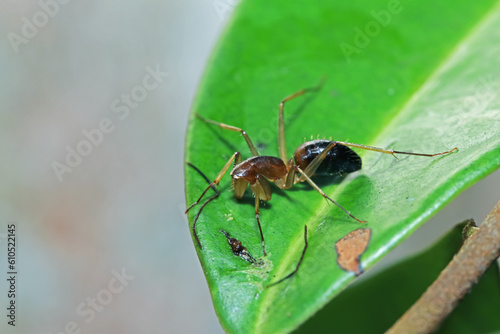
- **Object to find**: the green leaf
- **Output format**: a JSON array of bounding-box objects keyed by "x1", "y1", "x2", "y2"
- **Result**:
[
  {"x1": 296, "y1": 222, "x2": 500, "y2": 334},
  {"x1": 184, "y1": 0, "x2": 500, "y2": 333}
]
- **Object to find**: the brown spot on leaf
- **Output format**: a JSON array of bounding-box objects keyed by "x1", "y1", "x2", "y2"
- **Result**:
[{"x1": 335, "y1": 228, "x2": 372, "y2": 276}]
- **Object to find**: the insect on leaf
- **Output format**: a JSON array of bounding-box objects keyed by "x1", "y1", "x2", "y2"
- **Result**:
[{"x1": 184, "y1": 0, "x2": 500, "y2": 333}]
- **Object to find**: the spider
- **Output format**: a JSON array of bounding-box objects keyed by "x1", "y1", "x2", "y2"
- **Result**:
[{"x1": 185, "y1": 81, "x2": 457, "y2": 256}]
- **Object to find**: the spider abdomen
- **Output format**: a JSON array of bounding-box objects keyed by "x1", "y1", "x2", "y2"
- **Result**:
[{"x1": 294, "y1": 139, "x2": 362, "y2": 176}]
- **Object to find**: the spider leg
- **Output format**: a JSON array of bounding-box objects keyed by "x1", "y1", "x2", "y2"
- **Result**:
[
  {"x1": 266, "y1": 225, "x2": 308, "y2": 288},
  {"x1": 278, "y1": 79, "x2": 326, "y2": 163},
  {"x1": 295, "y1": 165, "x2": 366, "y2": 223},
  {"x1": 336, "y1": 141, "x2": 458, "y2": 157},
  {"x1": 186, "y1": 152, "x2": 241, "y2": 248},
  {"x1": 195, "y1": 113, "x2": 259, "y2": 156}
]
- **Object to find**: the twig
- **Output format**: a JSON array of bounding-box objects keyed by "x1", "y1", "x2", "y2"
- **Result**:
[{"x1": 386, "y1": 200, "x2": 500, "y2": 334}]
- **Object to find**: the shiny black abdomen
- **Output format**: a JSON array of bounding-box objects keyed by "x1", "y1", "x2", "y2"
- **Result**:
[{"x1": 294, "y1": 140, "x2": 362, "y2": 176}]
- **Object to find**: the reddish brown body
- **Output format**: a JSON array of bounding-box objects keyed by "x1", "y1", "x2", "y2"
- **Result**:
[{"x1": 231, "y1": 156, "x2": 287, "y2": 184}]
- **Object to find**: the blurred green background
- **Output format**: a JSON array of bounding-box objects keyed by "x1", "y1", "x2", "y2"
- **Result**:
[{"x1": 0, "y1": 1, "x2": 498, "y2": 333}]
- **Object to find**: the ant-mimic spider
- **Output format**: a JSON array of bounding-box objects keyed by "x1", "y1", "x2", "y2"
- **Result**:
[{"x1": 186, "y1": 81, "x2": 457, "y2": 257}]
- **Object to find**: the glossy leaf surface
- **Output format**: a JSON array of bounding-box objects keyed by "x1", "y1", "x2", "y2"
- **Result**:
[
  {"x1": 296, "y1": 222, "x2": 500, "y2": 333},
  {"x1": 184, "y1": 0, "x2": 500, "y2": 332}
]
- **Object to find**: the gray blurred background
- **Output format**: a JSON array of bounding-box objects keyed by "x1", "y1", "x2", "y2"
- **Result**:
[{"x1": 0, "y1": 1, "x2": 498, "y2": 333}]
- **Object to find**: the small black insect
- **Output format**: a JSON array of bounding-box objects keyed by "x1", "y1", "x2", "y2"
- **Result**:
[{"x1": 219, "y1": 229, "x2": 260, "y2": 265}]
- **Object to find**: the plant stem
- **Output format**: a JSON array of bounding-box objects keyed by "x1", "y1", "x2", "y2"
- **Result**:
[{"x1": 386, "y1": 200, "x2": 500, "y2": 334}]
